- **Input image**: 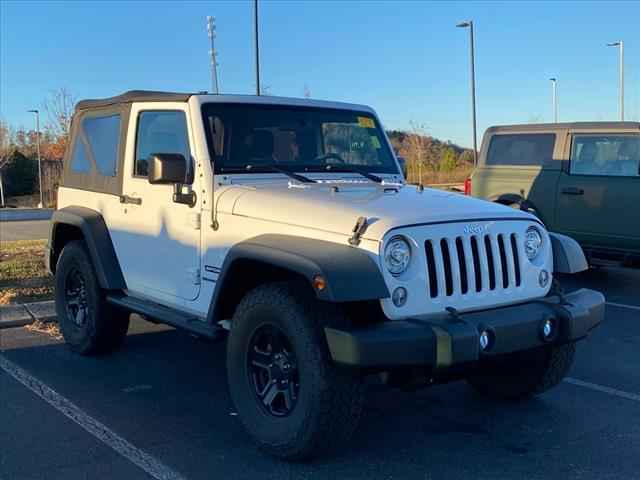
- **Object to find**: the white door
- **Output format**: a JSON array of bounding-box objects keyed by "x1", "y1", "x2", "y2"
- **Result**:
[{"x1": 111, "y1": 103, "x2": 202, "y2": 303}]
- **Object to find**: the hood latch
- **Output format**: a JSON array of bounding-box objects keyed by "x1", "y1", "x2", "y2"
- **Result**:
[{"x1": 348, "y1": 216, "x2": 369, "y2": 246}]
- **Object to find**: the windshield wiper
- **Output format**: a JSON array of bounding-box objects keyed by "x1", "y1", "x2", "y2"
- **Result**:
[
  {"x1": 324, "y1": 164, "x2": 383, "y2": 183},
  {"x1": 246, "y1": 164, "x2": 316, "y2": 183}
]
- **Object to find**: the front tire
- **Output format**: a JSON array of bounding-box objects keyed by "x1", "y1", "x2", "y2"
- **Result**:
[
  {"x1": 227, "y1": 282, "x2": 365, "y2": 461},
  {"x1": 467, "y1": 342, "x2": 576, "y2": 401},
  {"x1": 55, "y1": 240, "x2": 130, "y2": 355}
]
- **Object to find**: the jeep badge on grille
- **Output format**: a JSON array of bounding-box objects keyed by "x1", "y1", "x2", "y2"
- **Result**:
[{"x1": 463, "y1": 224, "x2": 485, "y2": 235}]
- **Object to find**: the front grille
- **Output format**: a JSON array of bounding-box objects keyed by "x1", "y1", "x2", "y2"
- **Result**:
[{"x1": 425, "y1": 233, "x2": 521, "y2": 298}]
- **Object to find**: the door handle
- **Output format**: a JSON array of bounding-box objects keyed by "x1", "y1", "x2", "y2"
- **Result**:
[
  {"x1": 119, "y1": 194, "x2": 142, "y2": 205},
  {"x1": 561, "y1": 187, "x2": 584, "y2": 196}
]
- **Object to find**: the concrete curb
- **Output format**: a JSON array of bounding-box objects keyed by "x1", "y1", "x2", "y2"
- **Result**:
[{"x1": 0, "y1": 300, "x2": 56, "y2": 329}]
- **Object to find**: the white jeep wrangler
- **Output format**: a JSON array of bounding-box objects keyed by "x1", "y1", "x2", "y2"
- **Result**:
[{"x1": 48, "y1": 90, "x2": 604, "y2": 460}]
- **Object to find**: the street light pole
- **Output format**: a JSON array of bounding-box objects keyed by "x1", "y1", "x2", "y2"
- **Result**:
[
  {"x1": 550, "y1": 78, "x2": 558, "y2": 123},
  {"x1": 457, "y1": 20, "x2": 478, "y2": 166},
  {"x1": 206, "y1": 16, "x2": 220, "y2": 94},
  {"x1": 607, "y1": 41, "x2": 624, "y2": 121},
  {"x1": 28, "y1": 109, "x2": 43, "y2": 208},
  {"x1": 254, "y1": 0, "x2": 261, "y2": 96}
]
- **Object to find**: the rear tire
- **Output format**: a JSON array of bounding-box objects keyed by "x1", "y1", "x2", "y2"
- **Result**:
[
  {"x1": 55, "y1": 240, "x2": 129, "y2": 355},
  {"x1": 227, "y1": 282, "x2": 365, "y2": 461},
  {"x1": 467, "y1": 342, "x2": 576, "y2": 401}
]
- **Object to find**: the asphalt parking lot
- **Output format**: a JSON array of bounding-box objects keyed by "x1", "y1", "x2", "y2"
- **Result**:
[{"x1": 1, "y1": 267, "x2": 639, "y2": 480}]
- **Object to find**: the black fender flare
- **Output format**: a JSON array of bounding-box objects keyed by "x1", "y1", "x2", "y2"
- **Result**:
[
  {"x1": 48, "y1": 206, "x2": 126, "y2": 290},
  {"x1": 207, "y1": 234, "x2": 390, "y2": 322}
]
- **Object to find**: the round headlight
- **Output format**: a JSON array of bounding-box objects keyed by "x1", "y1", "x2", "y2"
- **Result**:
[
  {"x1": 384, "y1": 236, "x2": 412, "y2": 275},
  {"x1": 524, "y1": 226, "x2": 543, "y2": 261}
]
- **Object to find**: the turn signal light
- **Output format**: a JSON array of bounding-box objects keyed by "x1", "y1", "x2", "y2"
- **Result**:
[{"x1": 312, "y1": 275, "x2": 327, "y2": 292}]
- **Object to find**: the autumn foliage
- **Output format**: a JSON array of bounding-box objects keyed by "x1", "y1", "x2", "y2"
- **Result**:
[{"x1": 0, "y1": 89, "x2": 75, "y2": 206}]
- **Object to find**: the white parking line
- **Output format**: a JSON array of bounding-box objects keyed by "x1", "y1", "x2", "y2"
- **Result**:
[
  {"x1": 0, "y1": 355, "x2": 186, "y2": 480},
  {"x1": 606, "y1": 301, "x2": 640, "y2": 312},
  {"x1": 564, "y1": 377, "x2": 640, "y2": 403}
]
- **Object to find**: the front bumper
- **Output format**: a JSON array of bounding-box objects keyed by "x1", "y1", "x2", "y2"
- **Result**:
[{"x1": 325, "y1": 288, "x2": 604, "y2": 369}]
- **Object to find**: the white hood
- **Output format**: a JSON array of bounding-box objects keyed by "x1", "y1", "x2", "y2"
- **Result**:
[{"x1": 220, "y1": 181, "x2": 533, "y2": 241}]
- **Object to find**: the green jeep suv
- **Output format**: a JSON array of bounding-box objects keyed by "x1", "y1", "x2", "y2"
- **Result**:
[{"x1": 470, "y1": 122, "x2": 640, "y2": 265}]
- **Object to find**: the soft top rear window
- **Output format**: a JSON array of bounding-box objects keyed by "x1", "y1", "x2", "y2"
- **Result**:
[{"x1": 486, "y1": 133, "x2": 556, "y2": 167}]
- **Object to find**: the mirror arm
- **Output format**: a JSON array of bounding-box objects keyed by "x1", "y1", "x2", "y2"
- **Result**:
[{"x1": 173, "y1": 184, "x2": 197, "y2": 208}]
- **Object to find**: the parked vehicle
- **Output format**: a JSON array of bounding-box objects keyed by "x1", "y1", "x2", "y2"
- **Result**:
[
  {"x1": 47, "y1": 91, "x2": 604, "y2": 460},
  {"x1": 469, "y1": 122, "x2": 640, "y2": 265}
]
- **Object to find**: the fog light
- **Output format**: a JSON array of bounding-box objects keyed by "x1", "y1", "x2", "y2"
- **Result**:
[
  {"x1": 479, "y1": 330, "x2": 493, "y2": 351},
  {"x1": 541, "y1": 318, "x2": 555, "y2": 340},
  {"x1": 392, "y1": 287, "x2": 408, "y2": 307},
  {"x1": 539, "y1": 269, "x2": 550, "y2": 288}
]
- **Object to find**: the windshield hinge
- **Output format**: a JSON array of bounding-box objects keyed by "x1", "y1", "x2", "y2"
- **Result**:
[
  {"x1": 348, "y1": 216, "x2": 369, "y2": 246},
  {"x1": 188, "y1": 268, "x2": 201, "y2": 285},
  {"x1": 189, "y1": 213, "x2": 201, "y2": 230}
]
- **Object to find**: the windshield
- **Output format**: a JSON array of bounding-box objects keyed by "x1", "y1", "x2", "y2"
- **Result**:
[{"x1": 201, "y1": 103, "x2": 400, "y2": 175}]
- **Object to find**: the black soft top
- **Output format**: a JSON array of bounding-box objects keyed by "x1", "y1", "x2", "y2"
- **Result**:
[{"x1": 76, "y1": 90, "x2": 193, "y2": 110}]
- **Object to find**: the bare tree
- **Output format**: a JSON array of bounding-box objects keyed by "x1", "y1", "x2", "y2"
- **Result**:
[
  {"x1": 526, "y1": 113, "x2": 543, "y2": 124},
  {"x1": 303, "y1": 84, "x2": 311, "y2": 99},
  {"x1": 0, "y1": 120, "x2": 15, "y2": 207},
  {"x1": 403, "y1": 121, "x2": 430, "y2": 185},
  {"x1": 44, "y1": 88, "x2": 76, "y2": 140},
  {"x1": 260, "y1": 84, "x2": 272, "y2": 96}
]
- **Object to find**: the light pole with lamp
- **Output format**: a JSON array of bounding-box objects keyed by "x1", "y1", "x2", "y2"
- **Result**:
[
  {"x1": 456, "y1": 20, "x2": 478, "y2": 166},
  {"x1": 550, "y1": 77, "x2": 558, "y2": 123},
  {"x1": 607, "y1": 41, "x2": 624, "y2": 121},
  {"x1": 27, "y1": 109, "x2": 43, "y2": 208}
]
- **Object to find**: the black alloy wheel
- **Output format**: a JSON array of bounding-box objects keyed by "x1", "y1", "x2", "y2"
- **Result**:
[
  {"x1": 248, "y1": 324, "x2": 299, "y2": 417},
  {"x1": 64, "y1": 267, "x2": 89, "y2": 327}
]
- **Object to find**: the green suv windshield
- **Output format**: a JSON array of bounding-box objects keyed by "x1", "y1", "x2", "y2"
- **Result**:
[{"x1": 201, "y1": 103, "x2": 399, "y2": 175}]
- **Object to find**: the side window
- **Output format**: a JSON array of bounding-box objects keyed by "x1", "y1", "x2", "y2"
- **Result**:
[
  {"x1": 486, "y1": 134, "x2": 556, "y2": 166},
  {"x1": 70, "y1": 135, "x2": 91, "y2": 173},
  {"x1": 135, "y1": 111, "x2": 191, "y2": 177},
  {"x1": 570, "y1": 135, "x2": 640, "y2": 177},
  {"x1": 82, "y1": 115, "x2": 121, "y2": 176}
]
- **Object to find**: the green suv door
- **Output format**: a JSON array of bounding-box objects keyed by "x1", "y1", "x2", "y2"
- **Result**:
[{"x1": 555, "y1": 132, "x2": 640, "y2": 254}]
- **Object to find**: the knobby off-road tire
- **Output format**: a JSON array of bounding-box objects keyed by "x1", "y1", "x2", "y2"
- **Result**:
[
  {"x1": 227, "y1": 282, "x2": 365, "y2": 461},
  {"x1": 467, "y1": 342, "x2": 576, "y2": 401},
  {"x1": 55, "y1": 240, "x2": 130, "y2": 355}
]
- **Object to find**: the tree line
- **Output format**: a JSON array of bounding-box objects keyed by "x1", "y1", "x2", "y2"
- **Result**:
[
  {"x1": 0, "y1": 89, "x2": 74, "y2": 206},
  {"x1": 387, "y1": 125, "x2": 474, "y2": 185}
]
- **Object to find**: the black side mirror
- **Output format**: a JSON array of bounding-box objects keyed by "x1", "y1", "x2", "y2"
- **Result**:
[
  {"x1": 397, "y1": 156, "x2": 408, "y2": 178},
  {"x1": 147, "y1": 153, "x2": 196, "y2": 207},
  {"x1": 148, "y1": 153, "x2": 193, "y2": 185}
]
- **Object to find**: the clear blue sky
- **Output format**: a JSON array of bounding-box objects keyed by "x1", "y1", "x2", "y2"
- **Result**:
[{"x1": 1, "y1": 0, "x2": 638, "y2": 147}]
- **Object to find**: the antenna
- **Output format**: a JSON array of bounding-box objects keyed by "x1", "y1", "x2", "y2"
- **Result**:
[{"x1": 206, "y1": 16, "x2": 220, "y2": 94}]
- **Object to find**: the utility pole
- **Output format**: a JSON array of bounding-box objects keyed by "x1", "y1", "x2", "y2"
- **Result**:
[
  {"x1": 28, "y1": 109, "x2": 43, "y2": 208},
  {"x1": 550, "y1": 78, "x2": 558, "y2": 122},
  {"x1": 607, "y1": 41, "x2": 624, "y2": 121},
  {"x1": 254, "y1": 0, "x2": 261, "y2": 95},
  {"x1": 456, "y1": 20, "x2": 478, "y2": 166},
  {"x1": 207, "y1": 16, "x2": 220, "y2": 94}
]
